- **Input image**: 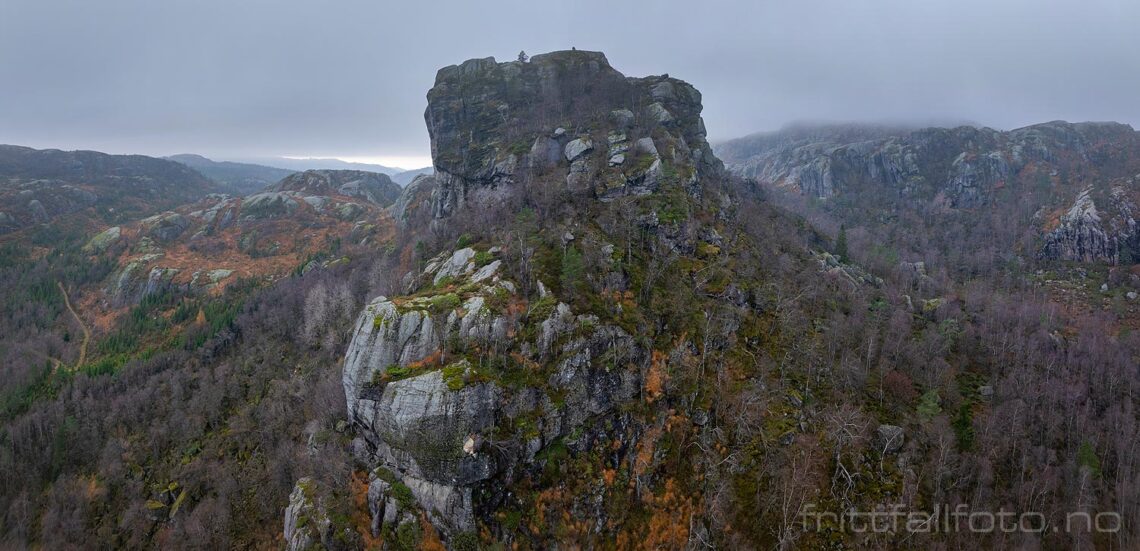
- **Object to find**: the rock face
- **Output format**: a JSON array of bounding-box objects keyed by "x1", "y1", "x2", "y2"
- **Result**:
[
  {"x1": 1041, "y1": 180, "x2": 1140, "y2": 263},
  {"x1": 716, "y1": 121, "x2": 1140, "y2": 264},
  {"x1": 272, "y1": 170, "x2": 403, "y2": 206},
  {"x1": 423, "y1": 50, "x2": 724, "y2": 219},
  {"x1": 82, "y1": 226, "x2": 122, "y2": 254},
  {"x1": 717, "y1": 121, "x2": 1140, "y2": 204},
  {"x1": 240, "y1": 192, "x2": 300, "y2": 219},
  {"x1": 342, "y1": 248, "x2": 644, "y2": 536},
  {"x1": 390, "y1": 173, "x2": 438, "y2": 228},
  {"x1": 282, "y1": 479, "x2": 331, "y2": 551},
  {"x1": 139, "y1": 212, "x2": 191, "y2": 243}
]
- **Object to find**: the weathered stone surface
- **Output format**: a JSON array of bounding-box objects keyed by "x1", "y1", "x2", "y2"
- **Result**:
[
  {"x1": 241, "y1": 192, "x2": 299, "y2": 219},
  {"x1": 82, "y1": 226, "x2": 121, "y2": 254},
  {"x1": 610, "y1": 109, "x2": 635, "y2": 129},
  {"x1": 390, "y1": 173, "x2": 437, "y2": 227},
  {"x1": 283, "y1": 479, "x2": 330, "y2": 551},
  {"x1": 1041, "y1": 182, "x2": 1139, "y2": 264},
  {"x1": 342, "y1": 245, "x2": 647, "y2": 537},
  {"x1": 647, "y1": 102, "x2": 674, "y2": 125},
  {"x1": 432, "y1": 247, "x2": 476, "y2": 284},
  {"x1": 273, "y1": 169, "x2": 402, "y2": 206},
  {"x1": 945, "y1": 151, "x2": 1009, "y2": 208},
  {"x1": 140, "y1": 212, "x2": 190, "y2": 243},
  {"x1": 530, "y1": 136, "x2": 563, "y2": 170},
  {"x1": 564, "y1": 138, "x2": 594, "y2": 162},
  {"x1": 470, "y1": 259, "x2": 501, "y2": 283},
  {"x1": 423, "y1": 50, "x2": 724, "y2": 219},
  {"x1": 107, "y1": 254, "x2": 183, "y2": 306}
]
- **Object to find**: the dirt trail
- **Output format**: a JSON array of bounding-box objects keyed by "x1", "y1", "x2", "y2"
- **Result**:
[{"x1": 58, "y1": 281, "x2": 90, "y2": 371}]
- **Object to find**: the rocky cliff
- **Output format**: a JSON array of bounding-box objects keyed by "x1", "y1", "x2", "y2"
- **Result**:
[
  {"x1": 423, "y1": 50, "x2": 724, "y2": 219},
  {"x1": 331, "y1": 50, "x2": 748, "y2": 547},
  {"x1": 716, "y1": 121, "x2": 1140, "y2": 263},
  {"x1": 340, "y1": 245, "x2": 644, "y2": 537},
  {"x1": 1040, "y1": 178, "x2": 1140, "y2": 263}
]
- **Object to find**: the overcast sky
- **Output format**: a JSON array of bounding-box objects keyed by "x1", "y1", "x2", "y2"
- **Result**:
[{"x1": 2, "y1": 0, "x2": 1138, "y2": 169}]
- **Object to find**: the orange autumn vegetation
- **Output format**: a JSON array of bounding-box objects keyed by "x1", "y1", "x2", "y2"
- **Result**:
[
  {"x1": 633, "y1": 424, "x2": 662, "y2": 480},
  {"x1": 644, "y1": 350, "x2": 667, "y2": 403},
  {"x1": 350, "y1": 471, "x2": 383, "y2": 550},
  {"x1": 531, "y1": 486, "x2": 590, "y2": 542},
  {"x1": 640, "y1": 479, "x2": 693, "y2": 550},
  {"x1": 612, "y1": 478, "x2": 693, "y2": 551},
  {"x1": 417, "y1": 512, "x2": 446, "y2": 551}
]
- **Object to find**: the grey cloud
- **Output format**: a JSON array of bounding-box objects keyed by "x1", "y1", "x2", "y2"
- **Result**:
[{"x1": 1, "y1": 0, "x2": 1137, "y2": 161}]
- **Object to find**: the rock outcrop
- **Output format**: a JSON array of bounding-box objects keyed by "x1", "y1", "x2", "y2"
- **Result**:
[
  {"x1": 272, "y1": 169, "x2": 403, "y2": 207},
  {"x1": 390, "y1": 173, "x2": 437, "y2": 228},
  {"x1": 282, "y1": 479, "x2": 332, "y2": 551},
  {"x1": 327, "y1": 49, "x2": 832, "y2": 547},
  {"x1": 716, "y1": 121, "x2": 1140, "y2": 264},
  {"x1": 717, "y1": 121, "x2": 1139, "y2": 206},
  {"x1": 91, "y1": 180, "x2": 392, "y2": 307},
  {"x1": 342, "y1": 246, "x2": 644, "y2": 537},
  {"x1": 1040, "y1": 180, "x2": 1140, "y2": 264},
  {"x1": 423, "y1": 50, "x2": 724, "y2": 220}
]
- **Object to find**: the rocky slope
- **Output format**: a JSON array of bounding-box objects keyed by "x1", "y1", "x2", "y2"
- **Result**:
[
  {"x1": 298, "y1": 51, "x2": 1140, "y2": 551},
  {"x1": 1040, "y1": 178, "x2": 1139, "y2": 264},
  {"x1": 339, "y1": 246, "x2": 642, "y2": 538},
  {"x1": 716, "y1": 122, "x2": 1140, "y2": 264},
  {"x1": 96, "y1": 184, "x2": 393, "y2": 309},
  {"x1": 272, "y1": 170, "x2": 403, "y2": 207},
  {"x1": 390, "y1": 167, "x2": 433, "y2": 187}
]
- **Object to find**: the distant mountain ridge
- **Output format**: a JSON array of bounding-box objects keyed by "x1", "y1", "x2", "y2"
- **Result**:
[
  {"x1": 0, "y1": 145, "x2": 218, "y2": 234},
  {"x1": 234, "y1": 156, "x2": 404, "y2": 175},
  {"x1": 165, "y1": 154, "x2": 295, "y2": 195},
  {"x1": 715, "y1": 120, "x2": 1140, "y2": 264},
  {"x1": 390, "y1": 166, "x2": 433, "y2": 187},
  {"x1": 173, "y1": 153, "x2": 432, "y2": 191}
]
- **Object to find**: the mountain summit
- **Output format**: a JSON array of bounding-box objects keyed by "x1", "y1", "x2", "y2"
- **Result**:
[
  {"x1": 421, "y1": 50, "x2": 725, "y2": 219},
  {"x1": 320, "y1": 50, "x2": 765, "y2": 548}
]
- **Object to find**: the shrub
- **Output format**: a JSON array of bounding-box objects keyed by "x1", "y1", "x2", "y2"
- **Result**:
[
  {"x1": 390, "y1": 480, "x2": 416, "y2": 510},
  {"x1": 917, "y1": 389, "x2": 942, "y2": 420},
  {"x1": 451, "y1": 532, "x2": 481, "y2": 551},
  {"x1": 473, "y1": 250, "x2": 494, "y2": 268},
  {"x1": 428, "y1": 293, "x2": 462, "y2": 314},
  {"x1": 529, "y1": 295, "x2": 558, "y2": 321}
]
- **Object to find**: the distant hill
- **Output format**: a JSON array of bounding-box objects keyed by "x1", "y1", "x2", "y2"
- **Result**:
[
  {"x1": 390, "y1": 166, "x2": 433, "y2": 187},
  {"x1": 715, "y1": 120, "x2": 1140, "y2": 264},
  {"x1": 234, "y1": 156, "x2": 404, "y2": 176},
  {"x1": 271, "y1": 170, "x2": 403, "y2": 206},
  {"x1": 166, "y1": 154, "x2": 295, "y2": 195},
  {"x1": 0, "y1": 145, "x2": 219, "y2": 235}
]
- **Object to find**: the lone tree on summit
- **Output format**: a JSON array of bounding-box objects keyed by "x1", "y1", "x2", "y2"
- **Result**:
[{"x1": 518, "y1": 50, "x2": 528, "y2": 62}]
